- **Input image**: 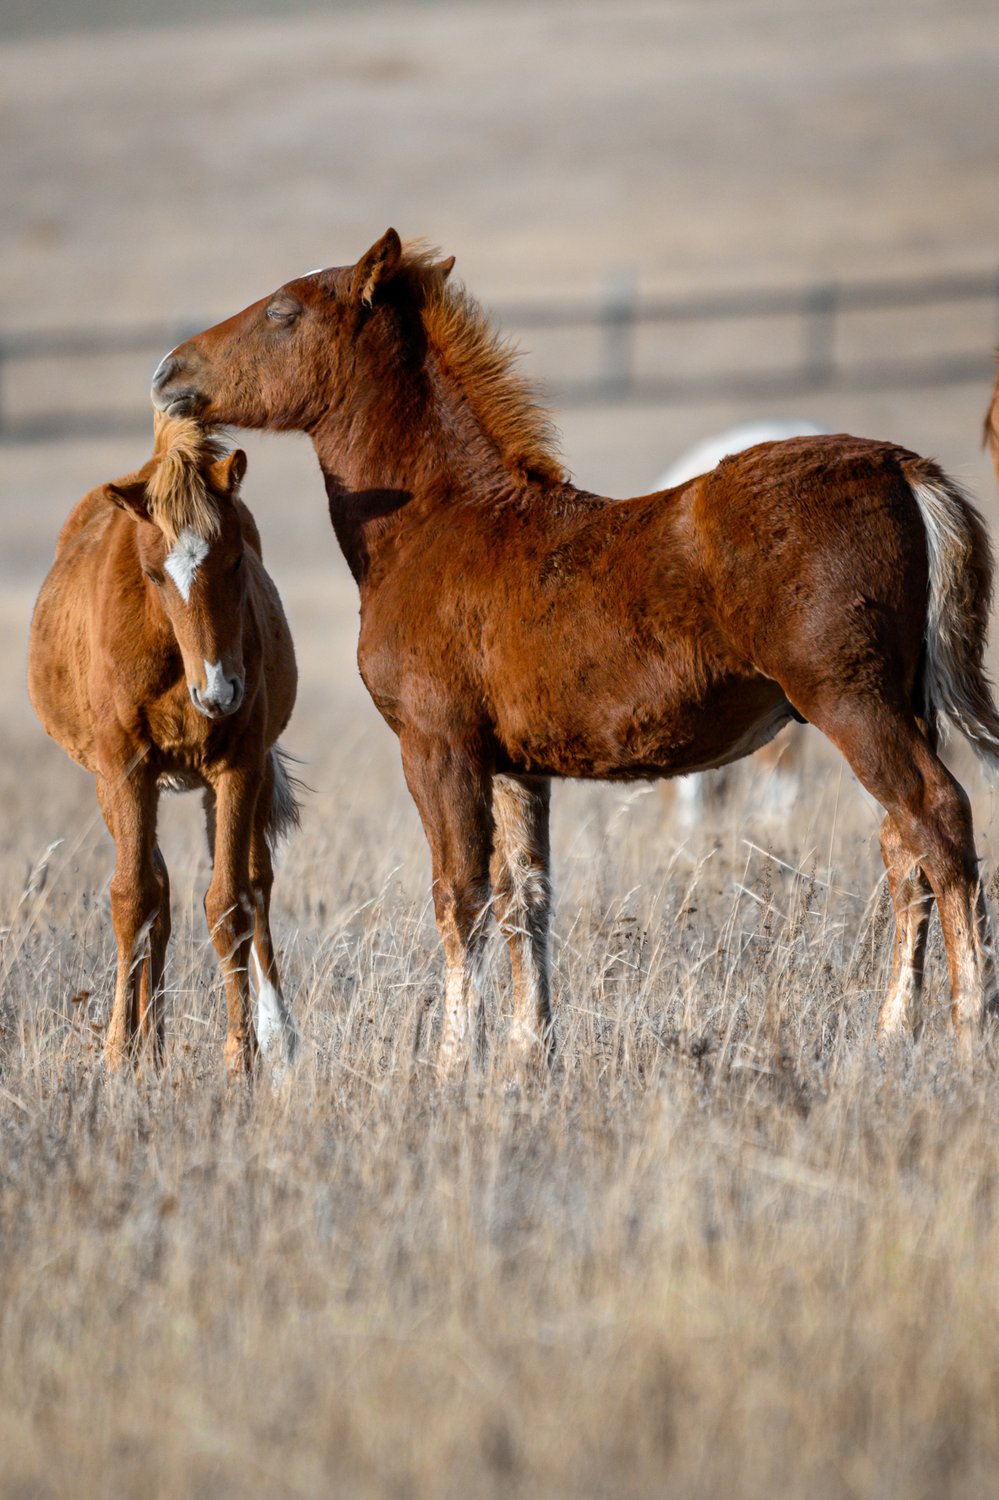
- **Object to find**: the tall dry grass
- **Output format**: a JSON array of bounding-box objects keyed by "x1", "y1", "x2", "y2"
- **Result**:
[{"x1": 3, "y1": 728, "x2": 999, "y2": 1500}]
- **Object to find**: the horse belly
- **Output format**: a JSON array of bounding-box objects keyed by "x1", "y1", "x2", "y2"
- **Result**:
[{"x1": 492, "y1": 642, "x2": 789, "y2": 781}]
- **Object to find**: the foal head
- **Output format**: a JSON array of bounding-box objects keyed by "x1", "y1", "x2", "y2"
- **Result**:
[
  {"x1": 151, "y1": 230, "x2": 439, "y2": 431},
  {"x1": 104, "y1": 415, "x2": 249, "y2": 719},
  {"x1": 151, "y1": 230, "x2": 563, "y2": 488}
]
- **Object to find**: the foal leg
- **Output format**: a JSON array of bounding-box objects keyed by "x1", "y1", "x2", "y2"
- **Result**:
[
  {"x1": 97, "y1": 762, "x2": 163, "y2": 1070},
  {"x1": 811, "y1": 701, "x2": 997, "y2": 1052},
  {"x1": 876, "y1": 813, "x2": 933, "y2": 1044},
  {"x1": 490, "y1": 774, "x2": 554, "y2": 1061},
  {"x1": 135, "y1": 844, "x2": 170, "y2": 1062},
  {"x1": 400, "y1": 733, "x2": 493, "y2": 1075},
  {"x1": 247, "y1": 780, "x2": 300, "y2": 1066},
  {"x1": 204, "y1": 768, "x2": 258, "y2": 1077}
]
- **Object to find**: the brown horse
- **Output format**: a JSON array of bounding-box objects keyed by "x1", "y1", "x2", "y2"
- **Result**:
[
  {"x1": 28, "y1": 414, "x2": 301, "y2": 1075},
  {"x1": 152, "y1": 231, "x2": 999, "y2": 1066}
]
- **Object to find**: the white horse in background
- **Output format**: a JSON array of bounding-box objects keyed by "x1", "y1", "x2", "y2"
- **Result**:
[
  {"x1": 656, "y1": 419, "x2": 829, "y2": 825},
  {"x1": 655, "y1": 418, "x2": 829, "y2": 490}
]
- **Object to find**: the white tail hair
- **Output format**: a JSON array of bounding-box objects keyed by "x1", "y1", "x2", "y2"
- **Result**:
[{"x1": 906, "y1": 460, "x2": 999, "y2": 771}]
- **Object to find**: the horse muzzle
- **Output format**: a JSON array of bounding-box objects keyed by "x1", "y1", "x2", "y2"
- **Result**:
[
  {"x1": 190, "y1": 668, "x2": 244, "y2": 720},
  {"x1": 151, "y1": 353, "x2": 203, "y2": 417}
]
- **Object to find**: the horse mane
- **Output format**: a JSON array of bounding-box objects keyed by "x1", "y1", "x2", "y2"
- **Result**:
[
  {"x1": 401, "y1": 242, "x2": 567, "y2": 486},
  {"x1": 146, "y1": 413, "x2": 230, "y2": 543}
]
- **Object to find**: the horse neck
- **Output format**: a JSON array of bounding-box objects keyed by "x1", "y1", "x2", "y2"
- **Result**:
[{"x1": 312, "y1": 356, "x2": 525, "y2": 588}]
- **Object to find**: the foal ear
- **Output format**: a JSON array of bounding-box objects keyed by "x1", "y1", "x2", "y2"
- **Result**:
[
  {"x1": 208, "y1": 449, "x2": 247, "y2": 496},
  {"x1": 103, "y1": 475, "x2": 150, "y2": 521},
  {"x1": 353, "y1": 228, "x2": 403, "y2": 307},
  {"x1": 434, "y1": 255, "x2": 456, "y2": 282}
]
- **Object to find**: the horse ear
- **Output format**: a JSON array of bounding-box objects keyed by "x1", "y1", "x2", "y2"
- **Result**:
[
  {"x1": 209, "y1": 449, "x2": 247, "y2": 496},
  {"x1": 103, "y1": 475, "x2": 150, "y2": 521},
  {"x1": 435, "y1": 255, "x2": 456, "y2": 282},
  {"x1": 354, "y1": 228, "x2": 403, "y2": 307}
]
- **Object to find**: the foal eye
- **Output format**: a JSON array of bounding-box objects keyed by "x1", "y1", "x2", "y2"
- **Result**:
[
  {"x1": 144, "y1": 568, "x2": 163, "y2": 585},
  {"x1": 266, "y1": 302, "x2": 299, "y2": 325},
  {"x1": 232, "y1": 554, "x2": 243, "y2": 574}
]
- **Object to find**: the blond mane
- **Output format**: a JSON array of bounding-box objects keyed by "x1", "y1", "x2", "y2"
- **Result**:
[
  {"x1": 402, "y1": 243, "x2": 567, "y2": 486},
  {"x1": 147, "y1": 413, "x2": 230, "y2": 544}
]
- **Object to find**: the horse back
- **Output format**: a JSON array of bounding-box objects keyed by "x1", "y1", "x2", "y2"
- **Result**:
[
  {"x1": 692, "y1": 434, "x2": 930, "y2": 694},
  {"x1": 28, "y1": 489, "x2": 124, "y2": 772},
  {"x1": 52, "y1": 486, "x2": 114, "y2": 560}
]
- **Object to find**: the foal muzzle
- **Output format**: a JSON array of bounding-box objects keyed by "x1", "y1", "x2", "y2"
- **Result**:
[
  {"x1": 190, "y1": 672, "x2": 244, "y2": 720},
  {"x1": 151, "y1": 353, "x2": 200, "y2": 417}
]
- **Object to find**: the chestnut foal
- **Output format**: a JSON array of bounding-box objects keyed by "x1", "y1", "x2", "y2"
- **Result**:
[
  {"x1": 153, "y1": 231, "x2": 999, "y2": 1066},
  {"x1": 29, "y1": 415, "x2": 300, "y2": 1074}
]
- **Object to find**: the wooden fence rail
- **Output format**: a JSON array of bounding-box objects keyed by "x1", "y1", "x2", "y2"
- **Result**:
[{"x1": 2, "y1": 267, "x2": 998, "y2": 442}]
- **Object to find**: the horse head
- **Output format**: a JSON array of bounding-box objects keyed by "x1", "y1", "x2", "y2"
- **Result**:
[
  {"x1": 104, "y1": 416, "x2": 249, "y2": 719},
  {"x1": 150, "y1": 229, "x2": 456, "y2": 434}
]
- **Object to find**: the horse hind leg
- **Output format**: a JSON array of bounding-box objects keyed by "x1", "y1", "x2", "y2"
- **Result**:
[
  {"x1": 811, "y1": 698, "x2": 997, "y2": 1053},
  {"x1": 490, "y1": 774, "x2": 555, "y2": 1064},
  {"x1": 876, "y1": 813, "x2": 933, "y2": 1046}
]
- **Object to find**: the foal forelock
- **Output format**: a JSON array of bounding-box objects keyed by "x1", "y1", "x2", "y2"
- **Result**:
[{"x1": 147, "y1": 415, "x2": 228, "y2": 547}]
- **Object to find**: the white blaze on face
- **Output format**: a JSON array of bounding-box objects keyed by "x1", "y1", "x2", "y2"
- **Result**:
[
  {"x1": 164, "y1": 527, "x2": 211, "y2": 603},
  {"x1": 202, "y1": 659, "x2": 232, "y2": 707}
]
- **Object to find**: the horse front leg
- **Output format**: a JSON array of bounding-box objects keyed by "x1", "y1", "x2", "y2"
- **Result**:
[
  {"x1": 247, "y1": 783, "x2": 300, "y2": 1067},
  {"x1": 490, "y1": 774, "x2": 555, "y2": 1064},
  {"x1": 96, "y1": 758, "x2": 164, "y2": 1071},
  {"x1": 137, "y1": 844, "x2": 171, "y2": 1062},
  {"x1": 400, "y1": 733, "x2": 494, "y2": 1076},
  {"x1": 204, "y1": 767, "x2": 258, "y2": 1077}
]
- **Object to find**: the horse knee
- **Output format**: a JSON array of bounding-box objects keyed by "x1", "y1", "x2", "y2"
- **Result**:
[
  {"x1": 204, "y1": 881, "x2": 253, "y2": 952},
  {"x1": 434, "y1": 877, "x2": 491, "y2": 956},
  {"x1": 110, "y1": 874, "x2": 159, "y2": 951},
  {"x1": 493, "y1": 856, "x2": 549, "y2": 937},
  {"x1": 899, "y1": 771, "x2": 978, "y2": 888}
]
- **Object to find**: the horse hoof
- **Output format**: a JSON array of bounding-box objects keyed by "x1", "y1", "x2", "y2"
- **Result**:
[{"x1": 224, "y1": 1034, "x2": 257, "y2": 1078}]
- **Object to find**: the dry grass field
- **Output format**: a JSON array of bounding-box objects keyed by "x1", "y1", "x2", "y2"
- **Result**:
[
  {"x1": 6, "y1": 741, "x2": 999, "y2": 1499},
  {"x1": 6, "y1": 2, "x2": 999, "y2": 1496}
]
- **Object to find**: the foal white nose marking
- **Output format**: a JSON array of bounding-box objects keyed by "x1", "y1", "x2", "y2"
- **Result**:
[
  {"x1": 203, "y1": 659, "x2": 233, "y2": 707},
  {"x1": 164, "y1": 527, "x2": 210, "y2": 603}
]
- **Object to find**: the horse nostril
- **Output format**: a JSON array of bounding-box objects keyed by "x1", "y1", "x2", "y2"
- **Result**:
[
  {"x1": 152, "y1": 354, "x2": 179, "y2": 392},
  {"x1": 190, "y1": 673, "x2": 243, "y2": 718},
  {"x1": 151, "y1": 353, "x2": 199, "y2": 415}
]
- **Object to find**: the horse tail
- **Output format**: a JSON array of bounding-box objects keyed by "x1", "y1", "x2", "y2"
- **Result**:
[
  {"x1": 904, "y1": 456, "x2": 999, "y2": 771},
  {"x1": 266, "y1": 743, "x2": 304, "y2": 852}
]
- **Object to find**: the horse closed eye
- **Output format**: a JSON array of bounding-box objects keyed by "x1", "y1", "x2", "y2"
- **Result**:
[
  {"x1": 144, "y1": 568, "x2": 164, "y2": 585},
  {"x1": 266, "y1": 303, "x2": 299, "y2": 325}
]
